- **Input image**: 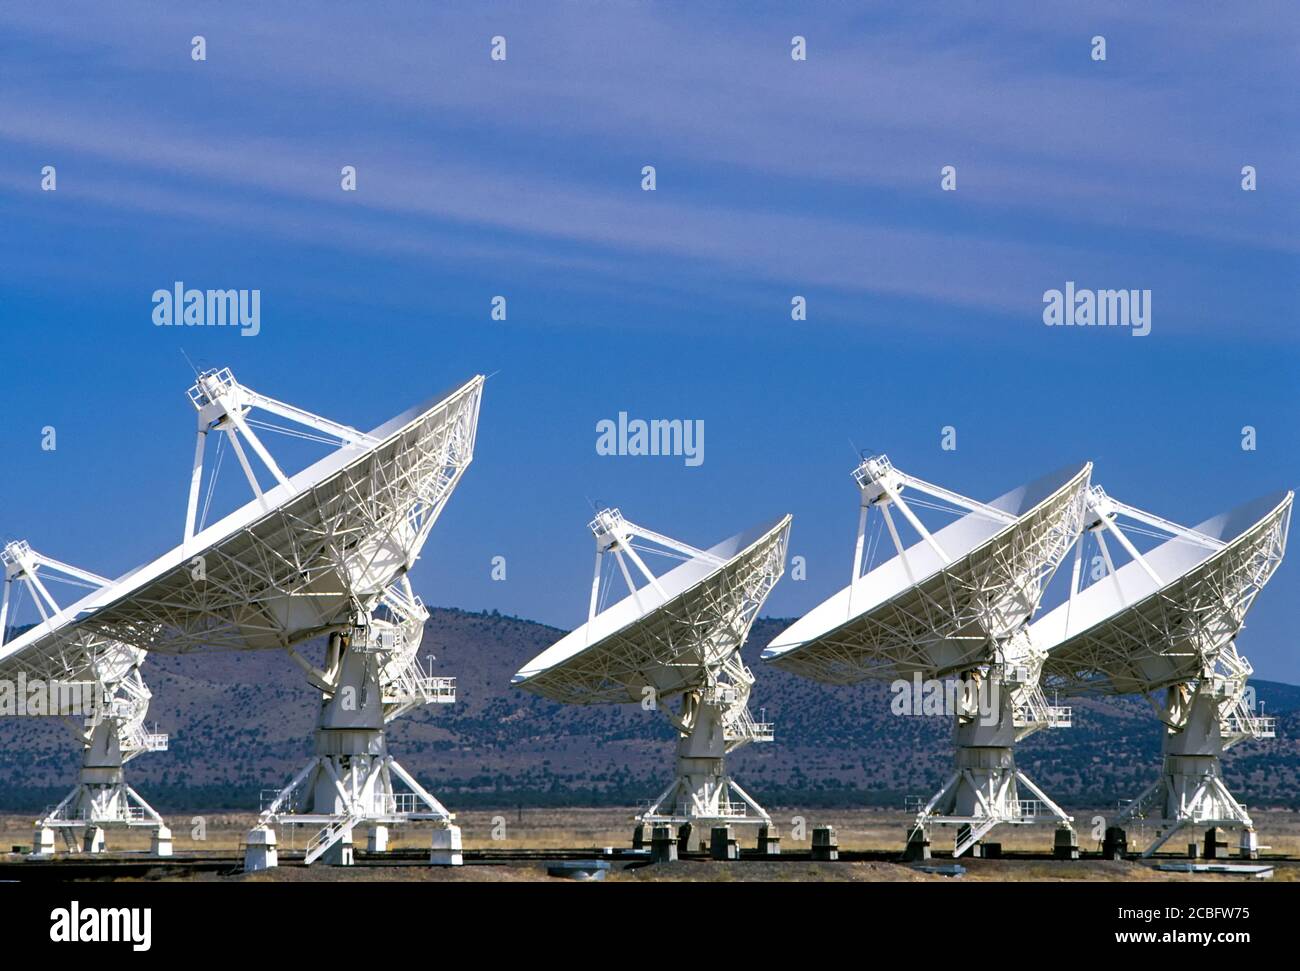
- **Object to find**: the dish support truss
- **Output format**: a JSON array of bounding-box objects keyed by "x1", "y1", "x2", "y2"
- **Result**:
[
  {"x1": 847, "y1": 457, "x2": 1084, "y2": 859},
  {"x1": 0, "y1": 542, "x2": 171, "y2": 857},
  {"x1": 174, "y1": 369, "x2": 478, "y2": 868},
  {"x1": 591, "y1": 510, "x2": 785, "y2": 837},
  {"x1": 1061, "y1": 487, "x2": 1289, "y2": 858}
]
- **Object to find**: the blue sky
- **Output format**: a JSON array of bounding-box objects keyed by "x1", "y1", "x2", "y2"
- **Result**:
[{"x1": 2, "y1": 3, "x2": 1298, "y2": 679}]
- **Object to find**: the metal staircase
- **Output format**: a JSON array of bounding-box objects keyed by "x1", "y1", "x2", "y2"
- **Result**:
[{"x1": 304, "y1": 812, "x2": 365, "y2": 865}]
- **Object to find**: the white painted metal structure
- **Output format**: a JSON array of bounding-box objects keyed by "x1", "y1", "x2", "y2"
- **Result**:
[
  {"x1": 514, "y1": 510, "x2": 790, "y2": 837},
  {"x1": 1034, "y1": 485, "x2": 1291, "y2": 857},
  {"x1": 0, "y1": 541, "x2": 170, "y2": 857},
  {"x1": 764, "y1": 456, "x2": 1091, "y2": 857},
  {"x1": 0, "y1": 367, "x2": 484, "y2": 868}
]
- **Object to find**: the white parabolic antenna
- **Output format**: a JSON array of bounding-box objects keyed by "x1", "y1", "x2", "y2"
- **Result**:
[
  {"x1": 514, "y1": 509, "x2": 791, "y2": 840},
  {"x1": 1032, "y1": 484, "x2": 1291, "y2": 857},
  {"x1": 764, "y1": 455, "x2": 1091, "y2": 858},
  {"x1": 0, "y1": 367, "x2": 484, "y2": 868},
  {"x1": 0, "y1": 542, "x2": 171, "y2": 857}
]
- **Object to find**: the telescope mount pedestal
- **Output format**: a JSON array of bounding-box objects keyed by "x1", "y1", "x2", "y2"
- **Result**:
[
  {"x1": 32, "y1": 672, "x2": 171, "y2": 859},
  {"x1": 248, "y1": 606, "x2": 461, "y2": 871},
  {"x1": 907, "y1": 657, "x2": 1074, "y2": 859},
  {"x1": 1118, "y1": 665, "x2": 1273, "y2": 859},
  {"x1": 638, "y1": 664, "x2": 774, "y2": 851}
]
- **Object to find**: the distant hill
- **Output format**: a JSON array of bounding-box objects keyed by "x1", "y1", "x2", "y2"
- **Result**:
[{"x1": 0, "y1": 608, "x2": 1297, "y2": 813}]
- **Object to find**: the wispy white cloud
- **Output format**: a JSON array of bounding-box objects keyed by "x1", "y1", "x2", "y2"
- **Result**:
[{"x1": 1, "y1": 0, "x2": 1295, "y2": 328}]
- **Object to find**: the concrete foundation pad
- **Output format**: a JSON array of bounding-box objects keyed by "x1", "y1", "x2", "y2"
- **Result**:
[
  {"x1": 430, "y1": 824, "x2": 463, "y2": 866},
  {"x1": 243, "y1": 826, "x2": 279, "y2": 872}
]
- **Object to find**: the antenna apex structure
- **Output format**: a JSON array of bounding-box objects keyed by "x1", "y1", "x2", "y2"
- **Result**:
[{"x1": 851, "y1": 453, "x2": 902, "y2": 503}]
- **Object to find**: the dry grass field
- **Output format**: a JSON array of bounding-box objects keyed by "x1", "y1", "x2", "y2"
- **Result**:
[
  {"x1": 2, "y1": 807, "x2": 1297, "y2": 881},
  {"x1": 207, "y1": 857, "x2": 1298, "y2": 883}
]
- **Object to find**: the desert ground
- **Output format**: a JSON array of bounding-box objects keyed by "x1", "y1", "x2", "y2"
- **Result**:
[{"x1": 2, "y1": 807, "x2": 1297, "y2": 881}]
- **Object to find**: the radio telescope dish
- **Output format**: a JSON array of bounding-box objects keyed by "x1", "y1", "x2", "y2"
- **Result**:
[
  {"x1": 0, "y1": 541, "x2": 171, "y2": 857},
  {"x1": 514, "y1": 509, "x2": 791, "y2": 847},
  {"x1": 764, "y1": 455, "x2": 1091, "y2": 858},
  {"x1": 1034, "y1": 484, "x2": 1291, "y2": 858},
  {"x1": 2, "y1": 367, "x2": 484, "y2": 869}
]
